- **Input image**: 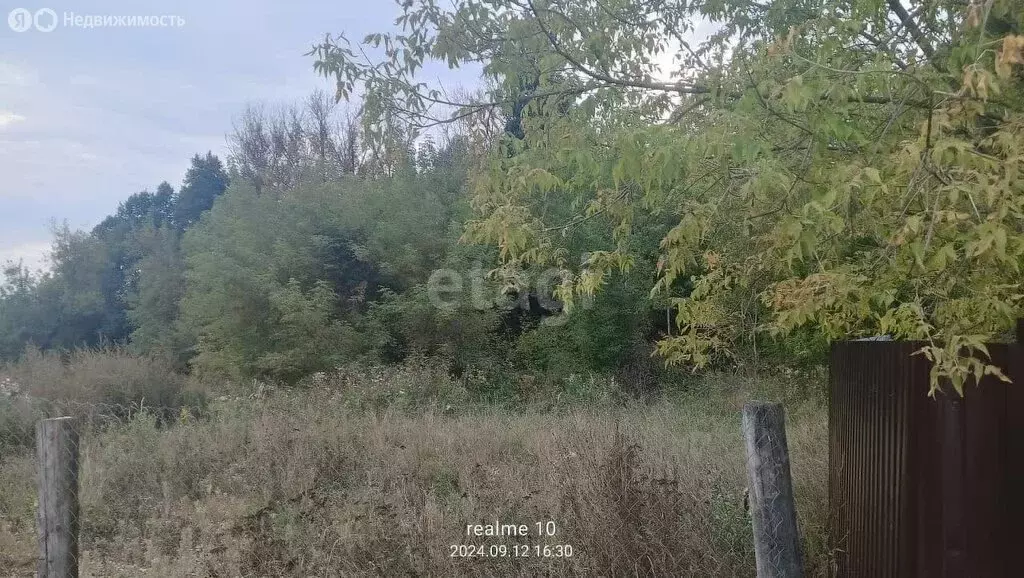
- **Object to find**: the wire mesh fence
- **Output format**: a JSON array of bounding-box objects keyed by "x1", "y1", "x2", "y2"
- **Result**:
[
  {"x1": 35, "y1": 416, "x2": 80, "y2": 577},
  {"x1": 0, "y1": 393, "x2": 209, "y2": 577},
  {"x1": 742, "y1": 402, "x2": 804, "y2": 578}
]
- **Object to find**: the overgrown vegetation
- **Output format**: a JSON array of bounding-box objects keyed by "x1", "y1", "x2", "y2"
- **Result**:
[
  {"x1": 0, "y1": 348, "x2": 202, "y2": 458},
  {"x1": 0, "y1": 364, "x2": 828, "y2": 576},
  {"x1": 314, "y1": 0, "x2": 1024, "y2": 393},
  {"x1": 2, "y1": 0, "x2": 1019, "y2": 574}
]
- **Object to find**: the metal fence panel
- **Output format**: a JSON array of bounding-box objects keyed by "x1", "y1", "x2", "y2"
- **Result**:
[{"x1": 829, "y1": 340, "x2": 1024, "y2": 577}]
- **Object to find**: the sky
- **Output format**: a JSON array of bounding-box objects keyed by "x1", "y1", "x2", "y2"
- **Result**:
[
  {"x1": 0, "y1": 1, "x2": 701, "y2": 275},
  {"x1": 0, "y1": 0, "x2": 485, "y2": 273}
]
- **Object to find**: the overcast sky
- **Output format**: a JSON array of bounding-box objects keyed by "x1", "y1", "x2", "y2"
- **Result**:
[
  {"x1": 0, "y1": 0, "x2": 485, "y2": 273},
  {"x1": 1, "y1": 1, "x2": 702, "y2": 275}
]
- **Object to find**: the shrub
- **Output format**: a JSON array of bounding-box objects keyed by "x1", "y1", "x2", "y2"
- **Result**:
[
  {"x1": 301, "y1": 355, "x2": 471, "y2": 411},
  {"x1": 0, "y1": 394, "x2": 46, "y2": 459},
  {"x1": 368, "y1": 286, "x2": 506, "y2": 373},
  {"x1": 3, "y1": 346, "x2": 205, "y2": 425}
]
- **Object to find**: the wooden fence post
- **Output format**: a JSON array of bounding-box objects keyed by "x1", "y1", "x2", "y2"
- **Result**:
[
  {"x1": 36, "y1": 416, "x2": 80, "y2": 578},
  {"x1": 742, "y1": 402, "x2": 804, "y2": 578}
]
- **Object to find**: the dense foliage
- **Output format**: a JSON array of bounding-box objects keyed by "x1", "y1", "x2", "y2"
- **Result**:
[
  {"x1": 312, "y1": 0, "x2": 1024, "y2": 394},
  {"x1": 4, "y1": 1, "x2": 1021, "y2": 396}
]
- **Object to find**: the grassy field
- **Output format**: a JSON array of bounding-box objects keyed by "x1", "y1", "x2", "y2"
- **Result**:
[{"x1": 0, "y1": 359, "x2": 830, "y2": 577}]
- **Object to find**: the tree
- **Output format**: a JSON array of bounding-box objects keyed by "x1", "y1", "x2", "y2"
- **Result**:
[
  {"x1": 179, "y1": 125, "x2": 479, "y2": 382},
  {"x1": 312, "y1": 0, "x2": 1024, "y2": 394},
  {"x1": 89, "y1": 182, "x2": 181, "y2": 334},
  {"x1": 0, "y1": 153, "x2": 233, "y2": 359},
  {"x1": 0, "y1": 263, "x2": 51, "y2": 359},
  {"x1": 173, "y1": 152, "x2": 230, "y2": 229},
  {"x1": 127, "y1": 225, "x2": 192, "y2": 365},
  {"x1": 40, "y1": 224, "x2": 125, "y2": 350},
  {"x1": 227, "y1": 97, "x2": 363, "y2": 191},
  {"x1": 179, "y1": 179, "x2": 385, "y2": 381}
]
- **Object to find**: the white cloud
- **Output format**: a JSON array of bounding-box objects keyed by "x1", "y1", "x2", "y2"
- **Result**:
[{"x1": 0, "y1": 112, "x2": 26, "y2": 128}]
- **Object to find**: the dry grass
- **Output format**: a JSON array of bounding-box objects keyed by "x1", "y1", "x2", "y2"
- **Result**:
[
  {"x1": 1, "y1": 347, "x2": 203, "y2": 428},
  {"x1": 0, "y1": 366, "x2": 829, "y2": 577}
]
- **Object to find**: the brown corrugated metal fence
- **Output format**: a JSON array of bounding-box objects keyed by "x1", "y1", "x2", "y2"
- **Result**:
[{"x1": 829, "y1": 335, "x2": 1024, "y2": 577}]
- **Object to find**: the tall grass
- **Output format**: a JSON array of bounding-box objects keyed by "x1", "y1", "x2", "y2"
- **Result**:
[
  {"x1": 0, "y1": 347, "x2": 204, "y2": 452},
  {"x1": 0, "y1": 359, "x2": 830, "y2": 577}
]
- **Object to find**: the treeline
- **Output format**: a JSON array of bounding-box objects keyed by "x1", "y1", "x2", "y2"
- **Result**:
[
  {"x1": 0, "y1": 152, "x2": 228, "y2": 361},
  {"x1": 2, "y1": 89, "x2": 736, "y2": 393}
]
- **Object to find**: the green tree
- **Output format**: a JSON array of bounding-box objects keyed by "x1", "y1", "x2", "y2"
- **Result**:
[
  {"x1": 313, "y1": 0, "x2": 1024, "y2": 394},
  {"x1": 0, "y1": 154, "x2": 231, "y2": 359},
  {"x1": 179, "y1": 179, "x2": 384, "y2": 380},
  {"x1": 173, "y1": 152, "x2": 230, "y2": 230},
  {"x1": 126, "y1": 225, "x2": 192, "y2": 365},
  {"x1": 93, "y1": 182, "x2": 176, "y2": 237},
  {"x1": 179, "y1": 130, "x2": 482, "y2": 382},
  {"x1": 0, "y1": 263, "x2": 52, "y2": 359}
]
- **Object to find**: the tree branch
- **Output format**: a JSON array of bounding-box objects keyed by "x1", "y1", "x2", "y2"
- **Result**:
[
  {"x1": 520, "y1": 0, "x2": 711, "y2": 95},
  {"x1": 886, "y1": 0, "x2": 944, "y2": 71}
]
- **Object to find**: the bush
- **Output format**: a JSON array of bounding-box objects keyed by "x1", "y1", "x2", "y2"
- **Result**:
[
  {"x1": 368, "y1": 286, "x2": 505, "y2": 372},
  {"x1": 3, "y1": 346, "x2": 205, "y2": 426},
  {"x1": 0, "y1": 394, "x2": 46, "y2": 459},
  {"x1": 304, "y1": 355, "x2": 471, "y2": 411}
]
